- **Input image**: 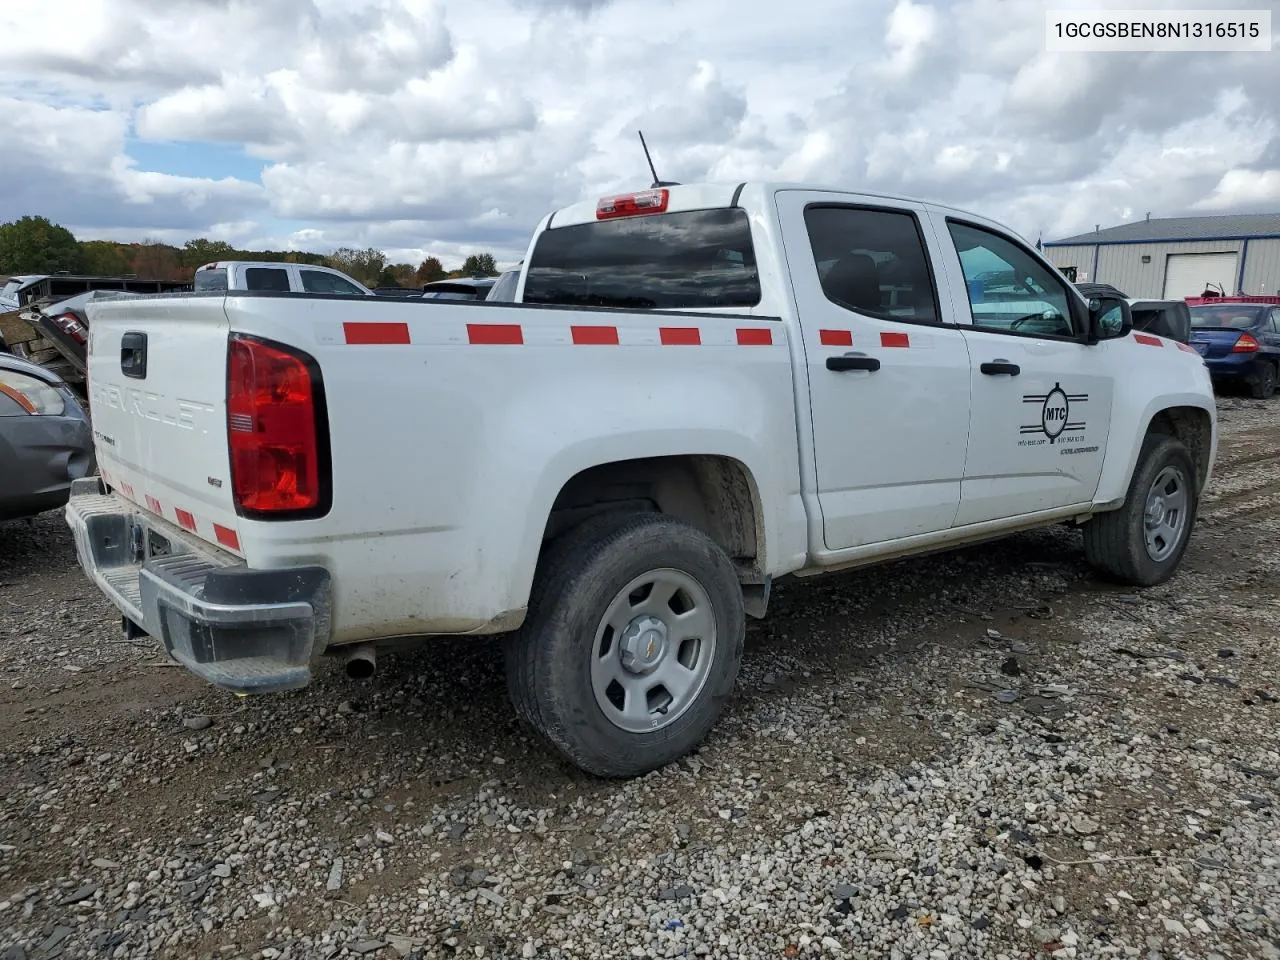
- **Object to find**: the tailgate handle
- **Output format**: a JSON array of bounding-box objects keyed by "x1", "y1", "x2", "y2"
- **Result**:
[{"x1": 120, "y1": 332, "x2": 148, "y2": 380}]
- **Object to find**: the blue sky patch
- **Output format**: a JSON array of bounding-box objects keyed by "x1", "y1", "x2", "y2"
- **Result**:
[{"x1": 125, "y1": 139, "x2": 265, "y2": 184}]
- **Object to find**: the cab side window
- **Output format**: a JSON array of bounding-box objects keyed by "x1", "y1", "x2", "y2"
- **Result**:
[
  {"x1": 803, "y1": 206, "x2": 940, "y2": 324},
  {"x1": 244, "y1": 267, "x2": 291, "y2": 292},
  {"x1": 947, "y1": 221, "x2": 1076, "y2": 339}
]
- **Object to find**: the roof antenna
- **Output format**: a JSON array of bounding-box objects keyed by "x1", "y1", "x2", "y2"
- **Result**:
[{"x1": 638, "y1": 130, "x2": 680, "y2": 188}]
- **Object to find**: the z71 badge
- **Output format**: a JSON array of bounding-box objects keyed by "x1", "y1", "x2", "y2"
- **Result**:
[{"x1": 1020, "y1": 383, "x2": 1087, "y2": 446}]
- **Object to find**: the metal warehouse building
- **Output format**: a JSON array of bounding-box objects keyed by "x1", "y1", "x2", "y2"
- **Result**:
[{"x1": 1044, "y1": 213, "x2": 1280, "y2": 301}]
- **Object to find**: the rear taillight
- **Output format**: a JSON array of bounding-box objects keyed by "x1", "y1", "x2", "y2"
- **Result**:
[
  {"x1": 1232, "y1": 332, "x2": 1260, "y2": 353},
  {"x1": 52, "y1": 312, "x2": 87, "y2": 345},
  {"x1": 226, "y1": 334, "x2": 329, "y2": 518}
]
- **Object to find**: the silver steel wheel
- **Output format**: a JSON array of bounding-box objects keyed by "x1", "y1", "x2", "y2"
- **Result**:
[
  {"x1": 1143, "y1": 464, "x2": 1189, "y2": 562},
  {"x1": 590, "y1": 567, "x2": 717, "y2": 734}
]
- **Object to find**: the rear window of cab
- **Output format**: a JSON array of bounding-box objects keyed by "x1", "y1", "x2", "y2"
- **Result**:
[
  {"x1": 193, "y1": 269, "x2": 228, "y2": 292},
  {"x1": 522, "y1": 207, "x2": 761, "y2": 310}
]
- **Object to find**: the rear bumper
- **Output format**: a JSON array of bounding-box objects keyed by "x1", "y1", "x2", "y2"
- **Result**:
[
  {"x1": 65, "y1": 478, "x2": 331, "y2": 693},
  {"x1": 1203, "y1": 355, "x2": 1264, "y2": 380}
]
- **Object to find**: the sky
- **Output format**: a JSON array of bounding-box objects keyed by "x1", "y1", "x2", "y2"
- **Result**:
[{"x1": 1, "y1": 0, "x2": 1277, "y2": 270}]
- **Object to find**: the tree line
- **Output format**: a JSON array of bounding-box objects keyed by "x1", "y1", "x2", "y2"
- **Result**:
[{"x1": 0, "y1": 215, "x2": 501, "y2": 290}]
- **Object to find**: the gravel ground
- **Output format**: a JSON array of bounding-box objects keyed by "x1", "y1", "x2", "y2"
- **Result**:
[{"x1": 2, "y1": 394, "x2": 1278, "y2": 960}]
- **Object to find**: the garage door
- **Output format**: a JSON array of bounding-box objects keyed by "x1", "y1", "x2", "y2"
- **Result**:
[{"x1": 1162, "y1": 252, "x2": 1238, "y2": 299}]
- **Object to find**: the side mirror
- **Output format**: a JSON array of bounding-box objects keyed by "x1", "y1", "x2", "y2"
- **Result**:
[{"x1": 1088, "y1": 295, "x2": 1132, "y2": 342}]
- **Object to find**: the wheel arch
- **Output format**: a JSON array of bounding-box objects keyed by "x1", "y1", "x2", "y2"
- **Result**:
[
  {"x1": 1094, "y1": 395, "x2": 1217, "y2": 508},
  {"x1": 1144, "y1": 405, "x2": 1215, "y2": 494},
  {"x1": 539, "y1": 453, "x2": 768, "y2": 579}
]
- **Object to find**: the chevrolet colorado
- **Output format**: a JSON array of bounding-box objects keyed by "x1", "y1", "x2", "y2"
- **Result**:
[{"x1": 67, "y1": 182, "x2": 1217, "y2": 777}]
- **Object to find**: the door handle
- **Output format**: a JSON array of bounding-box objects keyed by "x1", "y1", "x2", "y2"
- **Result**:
[
  {"x1": 826, "y1": 353, "x2": 881, "y2": 372},
  {"x1": 120, "y1": 331, "x2": 148, "y2": 380},
  {"x1": 980, "y1": 360, "x2": 1020, "y2": 376}
]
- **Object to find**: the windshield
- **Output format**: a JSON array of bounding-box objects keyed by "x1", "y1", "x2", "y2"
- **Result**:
[
  {"x1": 1190, "y1": 305, "x2": 1263, "y2": 329},
  {"x1": 1, "y1": 280, "x2": 22, "y2": 300}
]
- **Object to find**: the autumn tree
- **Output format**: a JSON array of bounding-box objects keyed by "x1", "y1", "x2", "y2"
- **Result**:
[
  {"x1": 129, "y1": 240, "x2": 186, "y2": 281},
  {"x1": 461, "y1": 252, "x2": 498, "y2": 277},
  {"x1": 80, "y1": 240, "x2": 134, "y2": 276},
  {"x1": 182, "y1": 238, "x2": 237, "y2": 269},
  {"x1": 376, "y1": 263, "x2": 417, "y2": 288},
  {"x1": 414, "y1": 256, "x2": 447, "y2": 285},
  {"x1": 0, "y1": 215, "x2": 87, "y2": 274},
  {"x1": 328, "y1": 246, "x2": 387, "y2": 286}
]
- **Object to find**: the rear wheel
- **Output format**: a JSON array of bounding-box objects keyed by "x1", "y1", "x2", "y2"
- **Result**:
[
  {"x1": 1082, "y1": 433, "x2": 1198, "y2": 586},
  {"x1": 1249, "y1": 361, "x2": 1277, "y2": 400},
  {"x1": 505, "y1": 512, "x2": 745, "y2": 778}
]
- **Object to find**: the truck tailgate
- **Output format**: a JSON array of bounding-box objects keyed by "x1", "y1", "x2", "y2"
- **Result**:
[{"x1": 86, "y1": 295, "x2": 243, "y2": 555}]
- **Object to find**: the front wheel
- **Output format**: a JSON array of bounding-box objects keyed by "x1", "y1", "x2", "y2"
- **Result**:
[
  {"x1": 505, "y1": 512, "x2": 745, "y2": 778},
  {"x1": 1082, "y1": 433, "x2": 1199, "y2": 586}
]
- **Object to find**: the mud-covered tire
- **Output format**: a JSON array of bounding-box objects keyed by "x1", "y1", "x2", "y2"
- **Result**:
[
  {"x1": 505, "y1": 511, "x2": 745, "y2": 778},
  {"x1": 1082, "y1": 432, "x2": 1199, "y2": 586},
  {"x1": 1249, "y1": 361, "x2": 1277, "y2": 400}
]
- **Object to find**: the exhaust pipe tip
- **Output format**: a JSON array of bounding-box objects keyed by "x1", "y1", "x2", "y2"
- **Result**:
[{"x1": 343, "y1": 644, "x2": 377, "y2": 680}]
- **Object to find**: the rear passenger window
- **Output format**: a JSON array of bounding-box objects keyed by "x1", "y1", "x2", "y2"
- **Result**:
[
  {"x1": 803, "y1": 206, "x2": 939, "y2": 324},
  {"x1": 523, "y1": 208, "x2": 761, "y2": 310},
  {"x1": 245, "y1": 268, "x2": 291, "y2": 292}
]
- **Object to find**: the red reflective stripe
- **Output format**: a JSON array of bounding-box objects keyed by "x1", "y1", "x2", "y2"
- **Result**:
[
  {"x1": 736, "y1": 328, "x2": 772, "y2": 346},
  {"x1": 880, "y1": 331, "x2": 910, "y2": 348},
  {"x1": 660, "y1": 327, "x2": 701, "y2": 346},
  {"x1": 571, "y1": 325, "x2": 620, "y2": 345},
  {"x1": 467, "y1": 323, "x2": 523, "y2": 345},
  {"x1": 1177, "y1": 342, "x2": 1198, "y2": 354},
  {"x1": 1134, "y1": 333, "x2": 1162, "y2": 346},
  {"x1": 120, "y1": 482, "x2": 134, "y2": 499},
  {"x1": 343, "y1": 322, "x2": 410, "y2": 345},
  {"x1": 819, "y1": 329, "x2": 853, "y2": 347},
  {"x1": 176, "y1": 508, "x2": 197, "y2": 532},
  {"x1": 145, "y1": 495, "x2": 163, "y2": 515},
  {"x1": 213, "y1": 524, "x2": 240, "y2": 551}
]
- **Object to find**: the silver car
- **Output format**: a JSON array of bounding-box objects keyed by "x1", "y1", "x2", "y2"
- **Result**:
[{"x1": 0, "y1": 351, "x2": 95, "y2": 521}]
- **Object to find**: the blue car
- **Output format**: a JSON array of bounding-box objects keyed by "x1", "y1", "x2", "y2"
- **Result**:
[{"x1": 1188, "y1": 299, "x2": 1280, "y2": 399}]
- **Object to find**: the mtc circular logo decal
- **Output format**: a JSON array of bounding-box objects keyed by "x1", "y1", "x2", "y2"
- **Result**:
[
  {"x1": 1020, "y1": 382, "x2": 1089, "y2": 446},
  {"x1": 1041, "y1": 386, "x2": 1070, "y2": 440}
]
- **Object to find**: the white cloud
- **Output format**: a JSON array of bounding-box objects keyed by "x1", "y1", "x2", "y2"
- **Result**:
[
  {"x1": 1195, "y1": 170, "x2": 1280, "y2": 211},
  {"x1": 0, "y1": 0, "x2": 1278, "y2": 270},
  {"x1": 0, "y1": 96, "x2": 263, "y2": 233},
  {"x1": 880, "y1": 0, "x2": 940, "y2": 78}
]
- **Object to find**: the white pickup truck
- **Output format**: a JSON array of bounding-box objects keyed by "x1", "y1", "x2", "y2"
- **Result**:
[
  {"x1": 192, "y1": 261, "x2": 374, "y2": 297},
  {"x1": 68, "y1": 182, "x2": 1217, "y2": 778}
]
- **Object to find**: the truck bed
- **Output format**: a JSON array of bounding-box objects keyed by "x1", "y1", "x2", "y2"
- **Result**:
[{"x1": 83, "y1": 291, "x2": 806, "y2": 646}]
